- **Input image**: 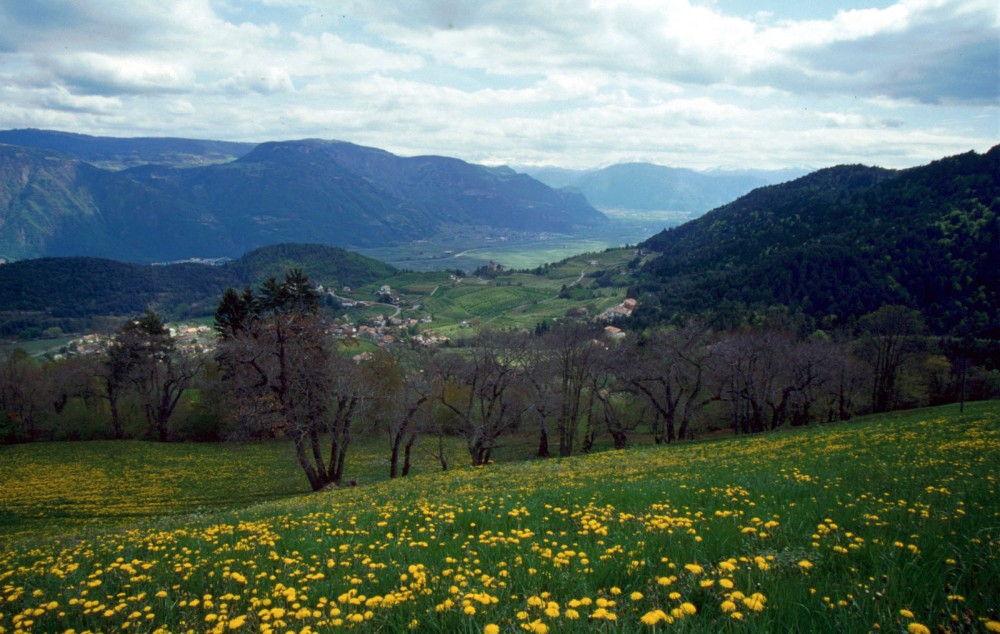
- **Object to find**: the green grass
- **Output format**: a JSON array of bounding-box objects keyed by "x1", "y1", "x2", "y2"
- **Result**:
[
  {"x1": 2, "y1": 402, "x2": 997, "y2": 633},
  {"x1": 0, "y1": 436, "x2": 469, "y2": 541},
  {"x1": 354, "y1": 220, "x2": 654, "y2": 273},
  {"x1": 374, "y1": 248, "x2": 638, "y2": 334}
]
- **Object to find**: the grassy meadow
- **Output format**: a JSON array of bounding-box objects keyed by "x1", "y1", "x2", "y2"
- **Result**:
[
  {"x1": 361, "y1": 248, "x2": 637, "y2": 336},
  {"x1": 0, "y1": 403, "x2": 998, "y2": 633}
]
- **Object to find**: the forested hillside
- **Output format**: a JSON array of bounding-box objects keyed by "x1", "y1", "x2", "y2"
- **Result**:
[
  {"x1": 0, "y1": 244, "x2": 395, "y2": 337},
  {"x1": 633, "y1": 146, "x2": 1000, "y2": 336}
]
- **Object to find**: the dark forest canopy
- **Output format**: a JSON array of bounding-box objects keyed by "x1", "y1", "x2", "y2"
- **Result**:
[
  {"x1": 0, "y1": 244, "x2": 396, "y2": 336},
  {"x1": 633, "y1": 146, "x2": 1000, "y2": 337}
]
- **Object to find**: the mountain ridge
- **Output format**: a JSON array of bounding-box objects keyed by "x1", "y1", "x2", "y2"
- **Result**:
[
  {"x1": 0, "y1": 128, "x2": 255, "y2": 170},
  {"x1": 633, "y1": 146, "x2": 1000, "y2": 336},
  {"x1": 523, "y1": 162, "x2": 808, "y2": 213},
  {"x1": 0, "y1": 136, "x2": 606, "y2": 263}
]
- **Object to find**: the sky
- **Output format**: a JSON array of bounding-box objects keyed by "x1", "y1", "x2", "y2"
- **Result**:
[{"x1": 0, "y1": 0, "x2": 997, "y2": 170}]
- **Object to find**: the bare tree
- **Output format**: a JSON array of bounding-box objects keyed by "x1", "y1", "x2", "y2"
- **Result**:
[
  {"x1": 523, "y1": 337, "x2": 558, "y2": 458},
  {"x1": 109, "y1": 309, "x2": 201, "y2": 442},
  {"x1": 857, "y1": 305, "x2": 926, "y2": 412},
  {"x1": 625, "y1": 321, "x2": 712, "y2": 443},
  {"x1": 0, "y1": 347, "x2": 45, "y2": 442},
  {"x1": 216, "y1": 269, "x2": 351, "y2": 491},
  {"x1": 542, "y1": 320, "x2": 603, "y2": 456},
  {"x1": 711, "y1": 328, "x2": 797, "y2": 434},
  {"x1": 387, "y1": 355, "x2": 436, "y2": 478},
  {"x1": 432, "y1": 328, "x2": 530, "y2": 466},
  {"x1": 589, "y1": 344, "x2": 639, "y2": 449}
]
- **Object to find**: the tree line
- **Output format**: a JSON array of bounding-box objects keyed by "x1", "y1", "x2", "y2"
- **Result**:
[{"x1": 2, "y1": 271, "x2": 997, "y2": 491}]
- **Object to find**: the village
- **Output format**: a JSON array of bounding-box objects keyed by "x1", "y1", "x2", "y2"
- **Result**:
[{"x1": 41, "y1": 256, "x2": 640, "y2": 362}]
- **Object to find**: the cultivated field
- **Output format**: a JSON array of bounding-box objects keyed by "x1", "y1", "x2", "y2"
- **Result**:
[
  {"x1": 0, "y1": 403, "x2": 997, "y2": 633},
  {"x1": 347, "y1": 248, "x2": 637, "y2": 335}
]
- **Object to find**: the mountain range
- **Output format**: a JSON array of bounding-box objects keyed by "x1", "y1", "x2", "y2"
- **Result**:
[
  {"x1": 0, "y1": 128, "x2": 254, "y2": 170},
  {"x1": 0, "y1": 141, "x2": 995, "y2": 342},
  {"x1": 0, "y1": 132, "x2": 604, "y2": 263},
  {"x1": 523, "y1": 163, "x2": 808, "y2": 213}
]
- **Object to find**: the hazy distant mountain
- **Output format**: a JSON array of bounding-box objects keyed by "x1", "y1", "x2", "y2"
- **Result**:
[
  {"x1": 0, "y1": 134, "x2": 606, "y2": 263},
  {"x1": 523, "y1": 163, "x2": 808, "y2": 213},
  {"x1": 0, "y1": 128, "x2": 255, "y2": 170},
  {"x1": 632, "y1": 146, "x2": 1000, "y2": 336}
]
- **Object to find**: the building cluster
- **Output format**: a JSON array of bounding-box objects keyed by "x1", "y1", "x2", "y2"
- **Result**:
[
  {"x1": 51, "y1": 323, "x2": 215, "y2": 361},
  {"x1": 335, "y1": 313, "x2": 447, "y2": 348},
  {"x1": 597, "y1": 298, "x2": 638, "y2": 322}
]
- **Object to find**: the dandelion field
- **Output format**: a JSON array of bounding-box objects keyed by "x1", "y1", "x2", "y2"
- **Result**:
[{"x1": 1, "y1": 403, "x2": 998, "y2": 633}]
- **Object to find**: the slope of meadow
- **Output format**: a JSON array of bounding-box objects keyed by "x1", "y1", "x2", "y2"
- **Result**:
[{"x1": 0, "y1": 403, "x2": 997, "y2": 633}]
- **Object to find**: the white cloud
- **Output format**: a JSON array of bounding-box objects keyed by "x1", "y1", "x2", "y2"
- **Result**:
[
  {"x1": 218, "y1": 69, "x2": 295, "y2": 95},
  {"x1": 42, "y1": 52, "x2": 195, "y2": 95},
  {"x1": 41, "y1": 85, "x2": 123, "y2": 114},
  {"x1": 0, "y1": 0, "x2": 993, "y2": 170}
]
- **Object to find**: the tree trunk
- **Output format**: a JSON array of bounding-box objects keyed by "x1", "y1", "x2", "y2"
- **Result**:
[
  {"x1": 436, "y1": 433, "x2": 448, "y2": 472},
  {"x1": 310, "y1": 428, "x2": 327, "y2": 477},
  {"x1": 402, "y1": 433, "x2": 418, "y2": 477},
  {"x1": 107, "y1": 385, "x2": 124, "y2": 440},
  {"x1": 295, "y1": 435, "x2": 325, "y2": 491},
  {"x1": 389, "y1": 433, "x2": 402, "y2": 479},
  {"x1": 537, "y1": 424, "x2": 550, "y2": 458}
]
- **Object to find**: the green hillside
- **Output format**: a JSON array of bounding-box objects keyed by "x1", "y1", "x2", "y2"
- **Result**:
[
  {"x1": 634, "y1": 146, "x2": 1000, "y2": 336},
  {"x1": 0, "y1": 244, "x2": 396, "y2": 337},
  {"x1": 1, "y1": 402, "x2": 996, "y2": 632}
]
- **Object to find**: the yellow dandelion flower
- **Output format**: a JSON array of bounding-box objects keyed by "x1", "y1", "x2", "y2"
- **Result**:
[
  {"x1": 907, "y1": 624, "x2": 931, "y2": 634},
  {"x1": 899, "y1": 609, "x2": 914, "y2": 619},
  {"x1": 484, "y1": 625, "x2": 500, "y2": 634},
  {"x1": 630, "y1": 591, "x2": 644, "y2": 601},
  {"x1": 526, "y1": 619, "x2": 549, "y2": 634},
  {"x1": 684, "y1": 564, "x2": 703, "y2": 575},
  {"x1": 985, "y1": 621, "x2": 1000, "y2": 633},
  {"x1": 680, "y1": 602, "x2": 697, "y2": 615}
]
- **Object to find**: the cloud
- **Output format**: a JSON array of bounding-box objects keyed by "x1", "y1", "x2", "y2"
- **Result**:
[
  {"x1": 784, "y1": 0, "x2": 1000, "y2": 104},
  {"x1": 41, "y1": 53, "x2": 195, "y2": 96},
  {"x1": 0, "y1": 0, "x2": 994, "y2": 170},
  {"x1": 41, "y1": 85, "x2": 123, "y2": 114},
  {"x1": 218, "y1": 69, "x2": 295, "y2": 95}
]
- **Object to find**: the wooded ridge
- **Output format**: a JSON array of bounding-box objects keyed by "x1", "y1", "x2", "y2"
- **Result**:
[{"x1": 632, "y1": 146, "x2": 1000, "y2": 337}]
